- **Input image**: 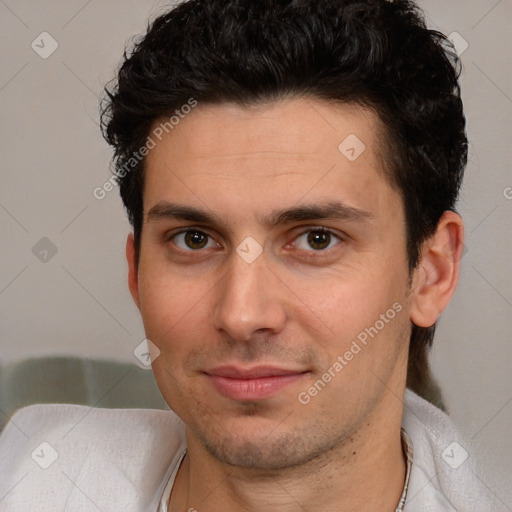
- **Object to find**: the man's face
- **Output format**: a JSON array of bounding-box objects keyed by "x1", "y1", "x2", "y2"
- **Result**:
[{"x1": 129, "y1": 98, "x2": 413, "y2": 470}]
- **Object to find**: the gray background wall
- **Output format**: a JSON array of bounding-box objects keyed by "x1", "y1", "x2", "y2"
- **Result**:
[{"x1": 1, "y1": 0, "x2": 511, "y2": 504}]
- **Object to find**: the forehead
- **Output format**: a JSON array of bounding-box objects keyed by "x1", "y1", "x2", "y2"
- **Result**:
[
  {"x1": 147, "y1": 98, "x2": 387, "y2": 167},
  {"x1": 142, "y1": 97, "x2": 401, "y2": 227}
]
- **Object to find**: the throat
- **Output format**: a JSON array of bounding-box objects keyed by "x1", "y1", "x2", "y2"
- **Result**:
[{"x1": 167, "y1": 429, "x2": 408, "y2": 512}]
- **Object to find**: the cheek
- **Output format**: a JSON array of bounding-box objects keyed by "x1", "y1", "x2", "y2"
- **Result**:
[
  {"x1": 289, "y1": 261, "x2": 406, "y2": 341},
  {"x1": 137, "y1": 264, "x2": 212, "y2": 352},
  {"x1": 308, "y1": 280, "x2": 409, "y2": 391}
]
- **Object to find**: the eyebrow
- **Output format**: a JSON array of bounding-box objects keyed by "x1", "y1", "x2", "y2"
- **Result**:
[{"x1": 146, "y1": 200, "x2": 374, "y2": 229}]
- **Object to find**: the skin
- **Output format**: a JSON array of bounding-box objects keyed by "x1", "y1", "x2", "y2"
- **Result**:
[{"x1": 126, "y1": 97, "x2": 464, "y2": 511}]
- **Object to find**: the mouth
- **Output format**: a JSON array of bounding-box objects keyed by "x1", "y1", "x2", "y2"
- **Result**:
[{"x1": 204, "y1": 365, "x2": 309, "y2": 401}]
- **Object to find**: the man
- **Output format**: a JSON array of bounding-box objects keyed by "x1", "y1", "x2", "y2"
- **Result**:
[{"x1": 0, "y1": 0, "x2": 506, "y2": 510}]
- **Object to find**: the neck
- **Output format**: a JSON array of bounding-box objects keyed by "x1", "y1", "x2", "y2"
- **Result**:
[{"x1": 169, "y1": 391, "x2": 407, "y2": 512}]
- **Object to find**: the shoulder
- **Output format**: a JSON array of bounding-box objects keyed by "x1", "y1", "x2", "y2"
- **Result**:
[
  {"x1": 2, "y1": 402, "x2": 181, "y2": 433},
  {"x1": 0, "y1": 403, "x2": 186, "y2": 511},
  {"x1": 402, "y1": 390, "x2": 506, "y2": 512}
]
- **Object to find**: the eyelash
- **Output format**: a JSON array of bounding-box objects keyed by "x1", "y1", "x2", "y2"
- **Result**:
[{"x1": 165, "y1": 226, "x2": 344, "y2": 257}]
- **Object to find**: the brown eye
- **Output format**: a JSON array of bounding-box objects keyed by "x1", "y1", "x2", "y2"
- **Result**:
[
  {"x1": 184, "y1": 230, "x2": 208, "y2": 249},
  {"x1": 293, "y1": 228, "x2": 342, "y2": 253},
  {"x1": 171, "y1": 230, "x2": 218, "y2": 251},
  {"x1": 307, "y1": 230, "x2": 331, "y2": 250}
]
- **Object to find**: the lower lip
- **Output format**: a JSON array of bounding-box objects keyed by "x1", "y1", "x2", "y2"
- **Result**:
[{"x1": 207, "y1": 373, "x2": 306, "y2": 401}]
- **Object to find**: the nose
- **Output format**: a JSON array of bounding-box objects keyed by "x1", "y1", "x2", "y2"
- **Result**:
[{"x1": 212, "y1": 249, "x2": 287, "y2": 343}]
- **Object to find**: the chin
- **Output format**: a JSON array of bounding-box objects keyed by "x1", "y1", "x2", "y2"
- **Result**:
[{"x1": 191, "y1": 417, "x2": 342, "y2": 471}]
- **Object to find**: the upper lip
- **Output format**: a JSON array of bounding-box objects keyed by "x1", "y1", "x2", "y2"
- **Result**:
[{"x1": 205, "y1": 366, "x2": 307, "y2": 379}]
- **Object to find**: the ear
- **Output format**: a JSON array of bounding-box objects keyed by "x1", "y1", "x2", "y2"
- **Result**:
[
  {"x1": 126, "y1": 233, "x2": 141, "y2": 310},
  {"x1": 410, "y1": 211, "x2": 464, "y2": 328}
]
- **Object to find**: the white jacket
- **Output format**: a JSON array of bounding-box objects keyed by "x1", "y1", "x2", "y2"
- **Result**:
[{"x1": 0, "y1": 390, "x2": 506, "y2": 511}]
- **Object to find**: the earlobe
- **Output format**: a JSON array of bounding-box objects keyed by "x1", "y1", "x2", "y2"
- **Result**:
[
  {"x1": 126, "y1": 233, "x2": 141, "y2": 310},
  {"x1": 410, "y1": 211, "x2": 464, "y2": 328}
]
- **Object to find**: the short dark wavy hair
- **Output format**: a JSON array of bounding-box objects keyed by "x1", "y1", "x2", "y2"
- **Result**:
[{"x1": 101, "y1": 0, "x2": 467, "y2": 407}]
